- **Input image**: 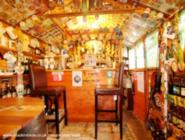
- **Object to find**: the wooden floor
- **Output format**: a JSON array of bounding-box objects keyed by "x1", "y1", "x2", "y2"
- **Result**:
[
  {"x1": 47, "y1": 111, "x2": 152, "y2": 140},
  {"x1": 124, "y1": 111, "x2": 152, "y2": 140}
]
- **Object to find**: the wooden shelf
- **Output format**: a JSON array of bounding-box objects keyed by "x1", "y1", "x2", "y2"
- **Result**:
[
  {"x1": 0, "y1": 45, "x2": 17, "y2": 54},
  {"x1": 23, "y1": 51, "x2": 43, "y2": 60},
  {"x1": 0, "y1": 45, "x2": 44, "y2": 60}
]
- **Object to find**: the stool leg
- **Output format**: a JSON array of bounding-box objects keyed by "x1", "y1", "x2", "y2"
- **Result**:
[
  {"x1": 44, "y1": 96, "x2": 49, "y2": 114},
  {"x1": 115, "y1": 99, "x2": 118, "y2": 125},
  {"x1": 54, "y1": 96, "x2": 60, "y2": 138},
  {"x1": 63, "y1": 90, "x2": 68, "y2": 125},
  {"x1": 119, "y1": 95, "x2": 123, "y2": 139},
  {"x1": 95, "y1": 94, "x2": 98, "y2": 139}
]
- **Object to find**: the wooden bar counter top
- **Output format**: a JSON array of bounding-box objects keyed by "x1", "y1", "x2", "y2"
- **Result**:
[{"x1": 0, "y1": 97, "x2": 46, "y2": 140}]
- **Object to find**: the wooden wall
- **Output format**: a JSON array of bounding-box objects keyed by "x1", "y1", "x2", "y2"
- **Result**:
[
  {"x1": 47, "y1": 69, "x2": 116, "y2": 122},
  {"x1": 131, "y1": 69, "x2": 156, "y2": 121}
]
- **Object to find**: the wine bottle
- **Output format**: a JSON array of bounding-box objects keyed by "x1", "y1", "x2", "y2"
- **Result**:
[
  {"x1": 6, "y1": 83, "x2": 11, "y2": 98},
  {"x1": 11, "y1": 85, "x2": 17, "y2": 97}
]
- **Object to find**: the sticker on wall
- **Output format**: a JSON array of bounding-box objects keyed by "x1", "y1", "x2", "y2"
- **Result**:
[
  {"x1": 136, "y1": 72, "x2": 144, "y2": 93},
  {"x1": 72, "y1": 71, "x2": 83, "y2": 87},
  {"x1": 52, "y1": 72, "x2": 64, "y2": 82}
]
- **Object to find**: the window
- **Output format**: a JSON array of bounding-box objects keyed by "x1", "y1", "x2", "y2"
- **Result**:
[
  {"x1": 136, "y1": 41, "x2": 144, "y2": 68},
  {"x1": 145, "y1": 30, "x2": 159, "y2": 68},
  {"x1": 179, "y1": 10, "x2": 185, "y2": 50},
  {"x1": 129, "y1": 48, "x2": 136, "y2": 69}
]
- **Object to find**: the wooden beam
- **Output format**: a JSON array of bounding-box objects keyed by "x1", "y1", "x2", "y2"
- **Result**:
[{"x1": 46, "y1": 8, "x2": 143, "y2": 17}]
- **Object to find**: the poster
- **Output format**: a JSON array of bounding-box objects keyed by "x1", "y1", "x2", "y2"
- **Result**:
[
  {"x1": 137, "y1": 72, "x2": 144, "y2": 93},
  {"x1": 72, "y1": 71, "x2": 83, "y2": 87},
  {"x1": 52, "y1": 72, "x2": 64, "y2": 82}
]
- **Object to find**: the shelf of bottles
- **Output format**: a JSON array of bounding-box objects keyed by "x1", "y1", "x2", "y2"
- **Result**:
[
  {"x1": 0, "y1": 74, "x2": 31, "y2": 98},
  {"x1": 0, "y1": 55, "x2": 40, "y2": 98},
  {"x1": 167, "y1": 74, "x2": 185, "y2": 134}
]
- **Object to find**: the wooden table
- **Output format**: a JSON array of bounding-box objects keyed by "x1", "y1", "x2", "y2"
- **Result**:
[{"x1": 0, "y1": 97, "x2": 46, "y2": 140}]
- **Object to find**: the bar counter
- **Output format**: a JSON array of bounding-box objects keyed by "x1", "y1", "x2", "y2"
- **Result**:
[
  {"x1": 0, "y1": 97, "x2": 46, "y2": 140},
  {"x1": 47, "y1": 68, "x2": 116, "y2": 122}
]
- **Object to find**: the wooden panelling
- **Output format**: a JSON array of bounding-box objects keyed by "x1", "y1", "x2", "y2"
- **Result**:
[
  {"x1": 132, "y1": 70, "x2": 157, "y2": 121},
  {"x1": 47, "y1": 69, "x2": 116, "y2": 122}
]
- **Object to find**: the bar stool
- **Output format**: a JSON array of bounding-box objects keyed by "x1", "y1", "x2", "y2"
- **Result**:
[
  {"x1": 29, "y1": 64, "x2": 68, "y2": 137},
  {"x1": 95, "y1": 63, "x2": 125, "y2": 139}
]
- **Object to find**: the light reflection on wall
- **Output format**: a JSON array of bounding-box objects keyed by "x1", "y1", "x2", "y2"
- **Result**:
[{"x1": 66, "y1": 14, "x2": 121, "y2": 30}]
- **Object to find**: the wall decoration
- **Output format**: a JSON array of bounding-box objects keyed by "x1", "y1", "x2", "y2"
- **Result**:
[
  {"x1": 51, "y1": 72, "x2": 64, "y2": 82},
  {"x1": 72, "y1": 71, "x2": 83, "y2": 87}
]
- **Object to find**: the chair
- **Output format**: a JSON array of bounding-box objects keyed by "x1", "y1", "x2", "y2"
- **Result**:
[
  {"x1": 29, "y1": 64, "x2": 68, "y2": 137},
  {"x1": 95, "y1": 63, "x2": 125, "y2": 139}
]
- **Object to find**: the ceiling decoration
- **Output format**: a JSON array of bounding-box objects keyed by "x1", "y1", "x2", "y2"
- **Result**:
[
  {"x1": 45, "y1": 0, "x2": 142, "y2": 17},
  {"x1": 122, "y1": 11, "x2": 163, "y2": 47},
  {"x1": 0, "y1": 0, "x2": 48, "y2": 26},
  {"x1": 0, "y1": 0, "x2": 184, "y2": 47},
  {"x1": 134, "y1": 0, "x2": 185, "y2": 16},
  {"x1": 56, "y1": 14, "x2": 127, "y2": 33},
  {"x1": 19, "y1": 16, "x2": 64, "y2": 45}
]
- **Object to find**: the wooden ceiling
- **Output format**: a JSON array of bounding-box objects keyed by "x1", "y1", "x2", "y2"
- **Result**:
[{"x1": 0, "y1": 0, "x2": 185, "y2": 47}]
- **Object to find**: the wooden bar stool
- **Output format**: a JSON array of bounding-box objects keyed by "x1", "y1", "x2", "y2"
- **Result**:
[
  {"x1": 95, "y1": 63, "x2": 125, "y2": 139},
  {"x1": 29, "y1": 64, "x2": 68, "y2": 137}
]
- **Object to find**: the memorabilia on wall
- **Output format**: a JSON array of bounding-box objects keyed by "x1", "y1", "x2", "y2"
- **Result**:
[{"x1": 72, "y1": 71, "x2": 83, "y2": 87}]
